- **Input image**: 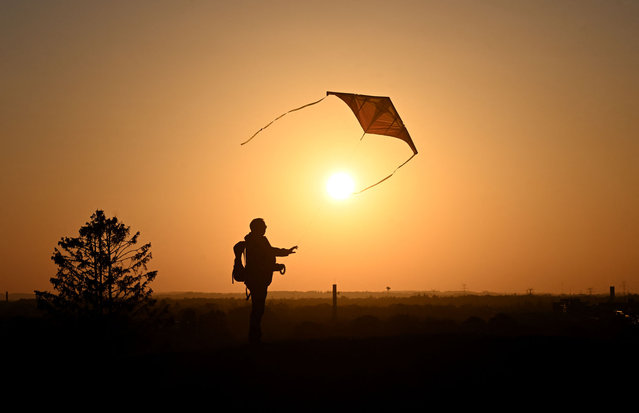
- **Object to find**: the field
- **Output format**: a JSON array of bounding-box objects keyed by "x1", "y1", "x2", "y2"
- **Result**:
[{"x1": 2, "y1": 292, "x2": 638, "y2": 407}]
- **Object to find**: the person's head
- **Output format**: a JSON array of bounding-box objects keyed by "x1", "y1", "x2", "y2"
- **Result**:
[{"x1": 249, "y1": 218, "x2": 267, "y2": 235}]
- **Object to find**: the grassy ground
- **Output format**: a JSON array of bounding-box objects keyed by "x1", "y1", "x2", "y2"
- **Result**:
[{"x1": 2, "y1": 294, "x2": 637, "y2": 407}]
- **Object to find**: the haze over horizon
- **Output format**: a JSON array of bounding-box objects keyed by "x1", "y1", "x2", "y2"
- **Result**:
[{"x1": 2, "y1": 1, "x2": 638, "y2": 295}]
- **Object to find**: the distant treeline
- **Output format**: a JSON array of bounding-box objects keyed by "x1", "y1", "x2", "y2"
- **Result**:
[
  {"x1": 2, "y1": 293, "x2": 637, "y2": 353},
  {"x1": 2, "y1": 289, "x2": 629, "y2": 301}
]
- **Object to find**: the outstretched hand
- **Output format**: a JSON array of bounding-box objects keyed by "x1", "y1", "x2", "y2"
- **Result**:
[{"x1": 288, "y1": 246, "x2": 298, "y2": 254}]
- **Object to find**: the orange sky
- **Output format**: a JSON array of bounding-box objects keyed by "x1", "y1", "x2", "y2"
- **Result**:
[{"x1": 1, "y1": 0, "x2": 638, "y2": 294}]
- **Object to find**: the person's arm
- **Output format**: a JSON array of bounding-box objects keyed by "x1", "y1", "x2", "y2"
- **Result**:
[{"x1": 272, "y1": 245, "x2": 298, "y2": 256}]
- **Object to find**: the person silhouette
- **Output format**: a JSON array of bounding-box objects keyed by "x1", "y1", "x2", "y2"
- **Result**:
[{"x1": 243, "y1": 218, "x2": 297, "y2": 344}]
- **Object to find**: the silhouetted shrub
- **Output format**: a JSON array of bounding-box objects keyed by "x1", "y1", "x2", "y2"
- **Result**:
[
  {"x1": 488, "y1": 313, "x2": 519, "y2": 333},
  {"x1": 293, "y1": 321, "x2": 328, "y2": 339},
  {"x1": 385, "y1": 314, "x2": 421, "y2": 335},
  {"x1": 420, "y1": 317, "x2": 458, "y2": 333},
  {"x1": 462, "y1": 316, "x2": 487, "y2": 333},
  {"x1": 350, "y1": 315, "x2": 382, "y2": 336},
  {"x1": 178, "y1": 307, "x2": 197, "y2": 326}
]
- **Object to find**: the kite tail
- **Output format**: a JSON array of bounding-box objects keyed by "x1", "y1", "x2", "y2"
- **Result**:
[
  {"x1": 241, "y1": 96, "x2": 327, "y2": 145},
  {"x1": 354, "y1": 152, "x2": 417, "y2": 195}
]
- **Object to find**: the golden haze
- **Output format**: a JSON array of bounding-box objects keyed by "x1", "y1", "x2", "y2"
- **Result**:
[{"x1": 1, "y1": 1, "x2": 637, "y2": 294}]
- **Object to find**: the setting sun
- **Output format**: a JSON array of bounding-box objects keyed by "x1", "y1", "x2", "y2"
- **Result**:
[{"x1": 326, "y1": 172, "x2": 355, "y2": 200}]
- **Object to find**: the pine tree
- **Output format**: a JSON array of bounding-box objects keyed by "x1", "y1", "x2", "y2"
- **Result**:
[{"x1": 36, "y1": 210, "x2": 157, "y2": 318}]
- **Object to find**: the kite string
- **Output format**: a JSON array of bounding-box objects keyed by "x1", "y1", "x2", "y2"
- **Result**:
[
  {"x1": 354, "y1": 152, "x2": 417, "y2": 195},
  {"x1": 293, "y1": 131, "x2": 365, "y2": 247},
  {"x1": 292, "y1": 199, "x2": 324, "y2": 248},
  {"x1": 241, "y1": 96, "x2": 327, "y2": 145},
  {"x1": 343, "y1": 131, "x2": 366, "y2": 163}
]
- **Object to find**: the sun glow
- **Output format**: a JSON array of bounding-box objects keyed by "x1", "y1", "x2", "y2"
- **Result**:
[{"x1": 326, "y1": 172, "x2": 355, "y2": 200}]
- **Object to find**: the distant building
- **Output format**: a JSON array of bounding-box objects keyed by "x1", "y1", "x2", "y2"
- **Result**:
[{"x1": 552, "y1": 298, "x2": 586, "y2": 314}]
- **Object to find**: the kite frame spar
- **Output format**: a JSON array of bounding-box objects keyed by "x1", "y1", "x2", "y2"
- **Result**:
[{"x1": 242, "y1": 91, "x2": 418, "y2": 194}]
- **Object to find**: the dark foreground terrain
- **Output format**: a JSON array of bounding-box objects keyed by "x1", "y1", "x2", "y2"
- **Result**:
[{"x1": 3, "y1": 293, "x2": 638, "y2": 407}]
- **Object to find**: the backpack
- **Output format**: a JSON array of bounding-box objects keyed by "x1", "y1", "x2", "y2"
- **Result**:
[
  {"x1": 232, "y1": 241, "x2": 246, "y2": 283},
  {"x1": 232, "y1": 239, "x2": 286, "y2": 300}
]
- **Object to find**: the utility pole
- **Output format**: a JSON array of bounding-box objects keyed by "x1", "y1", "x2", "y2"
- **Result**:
[{"x1": 332, "y1": 284, "x2": 337, "y2": 321}]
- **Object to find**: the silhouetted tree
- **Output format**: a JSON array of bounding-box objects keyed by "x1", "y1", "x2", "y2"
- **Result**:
[{"x1": 35, "y1": 210, "x2": 157, "y2": 318}]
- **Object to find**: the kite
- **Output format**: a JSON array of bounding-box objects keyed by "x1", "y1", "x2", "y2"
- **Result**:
[{"x1": 242, "y1": 91, "x2": 418, "y2": 194}]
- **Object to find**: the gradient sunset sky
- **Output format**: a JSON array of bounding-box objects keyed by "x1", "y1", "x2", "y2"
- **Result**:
[{"x1": 1, "y1": 0, "x2": 637, "y2": 294}]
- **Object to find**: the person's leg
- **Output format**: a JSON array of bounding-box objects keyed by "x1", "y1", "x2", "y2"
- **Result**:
[{"x1": 249, "y1": 285, "x2": 268, "y2": 344}]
